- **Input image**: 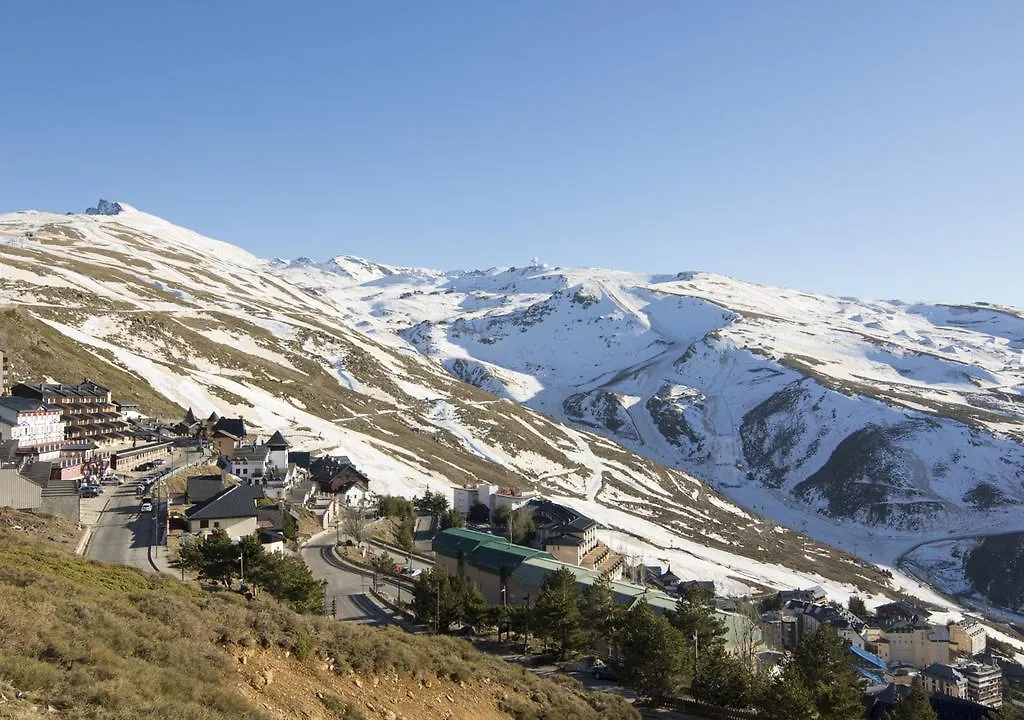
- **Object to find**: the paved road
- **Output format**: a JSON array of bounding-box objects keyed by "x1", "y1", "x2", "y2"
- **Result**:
[
  {"x1": 83, "y1": 447, "x2": 206, "y2": 571},
  {"x1": 83, "y1": 484, "x2": 154, "y2": 570},
  {"x1": 301, "y1": 531, "x2": 416, "y2": 628}
]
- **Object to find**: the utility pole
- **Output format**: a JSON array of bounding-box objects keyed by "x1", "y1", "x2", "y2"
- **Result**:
[
  {"x1": 435, "y1": 577, "x2": 441, "y2": 634},
  {"x1": 693, "y1": 630, "x2": 699, "y2": 672}
]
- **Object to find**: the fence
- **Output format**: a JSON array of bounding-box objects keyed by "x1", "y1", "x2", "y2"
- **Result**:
[{"x1": 664, "y1": 697, "x2": 759, "y2": 720}]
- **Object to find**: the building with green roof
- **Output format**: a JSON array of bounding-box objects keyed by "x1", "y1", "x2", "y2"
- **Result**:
[
  {"x1": 432, "y1": 528, "x2": 554, "y2": 604},
  {"x1": 432, "y1": 529, "x2": 760, "y2": 655}
]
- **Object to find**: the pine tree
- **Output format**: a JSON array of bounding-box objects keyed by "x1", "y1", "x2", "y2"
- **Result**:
[
  {"x1": 614, "y1": 600, "x2": 689, "y2": 705},
  {"x1": 848, "y1": 595, "x2": 868, "y2": 618},
  {"x1": 669, "y1": 584, "x2": 727, "y2": 662},
  {"x1": 754, "y1": 663, "x2": 817, "y2": 720},
  {"x1": 886, "y1": 679, "x2": 937, "y2": 720},
  {"x1": 532, "y1": 567, "x2": 585, "y2": 658},
  {"x1": 580, "y1": 572, "x2": 619, "y2": 650},
  {"x1": 411, "y1": 566, "x2": 462, "y2": 632},
  {"x1": 690, "y1": 652, "x2": 753, "y2": 711},
  {"x1": 791, "y1": 625, "x2": 864, "y2": 720}
]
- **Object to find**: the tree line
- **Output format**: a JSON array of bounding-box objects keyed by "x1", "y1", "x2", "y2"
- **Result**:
[{"x1": 410, "y1": 565, "x2": 931, "y2": 719}]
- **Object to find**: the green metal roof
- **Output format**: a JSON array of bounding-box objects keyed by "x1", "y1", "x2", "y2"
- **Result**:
[
  {"x1": 510, "y1": 557, "x2": 602, "y2": 588},
  {"x1": 432, "y1": 527, "x2": 507, "y2": 559},
  {"x1": 469, "y1": 542, "x2": 553, "y2": 576}
]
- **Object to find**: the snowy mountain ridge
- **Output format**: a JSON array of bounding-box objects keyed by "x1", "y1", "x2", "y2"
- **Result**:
[{"x1": 2, "y1": 202, "x2": 1023, "y2": 620}]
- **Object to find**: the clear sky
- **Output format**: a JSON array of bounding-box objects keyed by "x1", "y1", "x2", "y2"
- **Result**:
[{"x1": 2, "y1": 2, "x2": 1023, "y2": 306}]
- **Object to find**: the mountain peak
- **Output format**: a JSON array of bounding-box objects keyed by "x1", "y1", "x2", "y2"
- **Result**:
[{"x1": 84, "y1": 199, "x2": 124, "y2": 216}]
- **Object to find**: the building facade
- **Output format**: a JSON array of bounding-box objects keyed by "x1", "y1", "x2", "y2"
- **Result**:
[
  {"x1": 960, "y1": 663, "x2": 1003, "y2": 708},
  {"x1": 185, "y1": 484, "x2": 262, "y2": 540},
  {"x1": 110, "y1": 440, "x2": 172, "y2": 470},
  {"x1": 452, "y1": 483, "x2": 539, "y2": 516},
  {"x1": 11, "y1": 381, "x2": 128, "y2": 445},
  {"x1": 0, "y1": 397, "x2": 65, "y2": 459},
  {"x1": 876, "y1": 624, "x2": 950, "y2": 668},
  {"x1": 948, "y1": 620, "x2": 987, "y2": 657},
  {"x1": 921, "y1": 664, "x2": 967, "y2": 699}
]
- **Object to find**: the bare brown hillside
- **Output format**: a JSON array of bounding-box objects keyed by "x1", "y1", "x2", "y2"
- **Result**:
[{"x1": 0, "y1": 509, "x2": 636, "y2": 720}]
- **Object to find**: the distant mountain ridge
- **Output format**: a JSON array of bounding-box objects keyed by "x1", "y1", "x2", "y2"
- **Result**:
[{"x1": 2, "y1": 200, "x2": 1023, "y2": 610}]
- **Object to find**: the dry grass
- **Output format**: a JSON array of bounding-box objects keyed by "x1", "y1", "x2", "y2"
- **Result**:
[
  {"x1": 0, "y1": 306, "x2": 183, "y2": 417},
  {"x1": 0, "y1": 509, "x2": 637, "y2": 720}
]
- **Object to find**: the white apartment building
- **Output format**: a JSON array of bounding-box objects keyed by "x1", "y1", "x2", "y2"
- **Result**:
[
  {"x1": 453, "y1": 483, "x2": 540, "y2": 516},
  {"x1": 0, "y1": 397, "x2": 64, "y2": 459}
]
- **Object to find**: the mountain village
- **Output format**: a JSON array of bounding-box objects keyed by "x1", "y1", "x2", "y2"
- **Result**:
[{"x1": 1, "y1": 335, "x2": 1022, "y2": 719}]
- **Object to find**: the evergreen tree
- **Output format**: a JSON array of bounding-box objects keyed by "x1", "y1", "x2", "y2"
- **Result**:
[
  {"x1": 252, "y1": 552, "x2": 325, "y2": 614},
  {"x1": 439, "y1": 508, "x2": 466, "y2": 530},
  {"x1": 668, "y1": 584, "x2": 727, "y2": 663},
  {"x1": 848, "y1": 595, "x2": 868, "y2": 618},
  {"x1": 791, "y1": 625, "x2": 864, "y2": 720},
  {"x1": 690, "y1": 652, "x2": 753, "y2": 711},
  {"x1": 372, "y1": 551, "x2": 396, "y2": 576},
  {"x1": 396, "y1": 513, "x2": 415, "y2": 552},
  {"x1": 509, "y1": 506, "x2": 536, "y2": 544},
  {"x1": 886, "y1": 679, "x2": 937, "y2": 720},
  {"x1": 754, "y1": 663, "x2": 818, "y2": 720},
  {"x1": 580, "y1": 573, "x2": 619, "y2": 649},
  {"x1": 532, "y1": 567, "x2": 585, "y2": 658},
  {"x1": 614, "y1": 600, "x2": 689, "y2": 705},
  {"x1": 492, "y1": 505, "x2": 511, "y2": 528},
  {"x1": 178, "y1": 529, "x2": 244, "y2": 586},
  {"x1": 411, "y1": 566, "x2": 461, "y2": 632}
]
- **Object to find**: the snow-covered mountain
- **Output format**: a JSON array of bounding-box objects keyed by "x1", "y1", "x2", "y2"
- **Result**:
[{"x1": 3, "y1": 201, "x2": 1023, "y2": 616}]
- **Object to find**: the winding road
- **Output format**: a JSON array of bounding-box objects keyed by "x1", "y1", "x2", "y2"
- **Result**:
[{"x1": 300, "y1": 531, "x2": 418, "y2": 629}]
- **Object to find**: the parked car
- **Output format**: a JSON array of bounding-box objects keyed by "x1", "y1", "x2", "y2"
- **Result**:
[
  {"x1": 79, "y1": 485, "x2": 101, "y2": 498},
  {"x1": 401, "y1": 566, "x2": 422, "y2": 578},
  {"x1": 140, "y1": 501, "x2": 153, "y2": 513},
  {"x1": 592, "y1": 664, "x2": 617, "y2": 681}
]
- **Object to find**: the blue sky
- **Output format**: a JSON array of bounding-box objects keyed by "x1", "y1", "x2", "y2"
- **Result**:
[{"x1": 2, "y1": 2, "x2": 1023, "y2": 306}]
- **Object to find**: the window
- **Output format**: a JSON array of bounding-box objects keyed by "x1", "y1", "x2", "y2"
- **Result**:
[
  {"x1": 213, "y1": 521, "x2": 220, "y2": 528},
  {"x1": 200, "y1": 520, "x2": 209, "y2": 529}
]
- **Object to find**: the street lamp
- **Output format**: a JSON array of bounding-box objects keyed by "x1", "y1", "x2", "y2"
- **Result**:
[{"x1": 237, "y1": 553, "x2": 245, "y2": 590}]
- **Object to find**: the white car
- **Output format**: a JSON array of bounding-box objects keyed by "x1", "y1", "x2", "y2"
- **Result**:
[{"x1": 140, "y1": 501, "x2": 153, "y2": 513}]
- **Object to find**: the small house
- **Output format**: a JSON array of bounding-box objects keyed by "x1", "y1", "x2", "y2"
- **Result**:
[{"x1": 185, "y1": 483, "x2": 262, "y2": 539}]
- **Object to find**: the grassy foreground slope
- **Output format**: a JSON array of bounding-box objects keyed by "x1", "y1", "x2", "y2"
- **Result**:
[{"x1": 0, "y1": 509, "x2": 636, "y2": 720}]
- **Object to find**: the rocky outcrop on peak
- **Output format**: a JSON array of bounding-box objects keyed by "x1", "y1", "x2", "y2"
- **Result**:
[{"x1": 84, "y1": 199, "x2": 123, "y2": 216}]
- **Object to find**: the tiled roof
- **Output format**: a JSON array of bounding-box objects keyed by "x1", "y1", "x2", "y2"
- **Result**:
[
  {"x1": 230, "y1": 445, "x2": 271, "y2": 463},
  {"x1": 265, "y1": 430, "x2": 289, "y2": 449},
  {"x1": 287, "y1": 451, "x2": 312, "y2": 469},
  {"x1": 186, "y1": 474, "x2": 226, "y2": 503},
  {"x1": 186, "y1": 483, "x2": 262, "y2": 521},
  {"x1": 923, "y1": 663, "x2": 965, "y2": 682},
  {"x1": 0, "y1": 397, "x2": 61, "y2": 414},
  {"x1": 211, "y1": 417, "x2": 246, "y2": 440},
  {"x1": 563, "y1": 515, "x2": 598, "y2": 532},
  {"x1": 545, "y1": 534, "x2": 585, "y2": 547}
]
